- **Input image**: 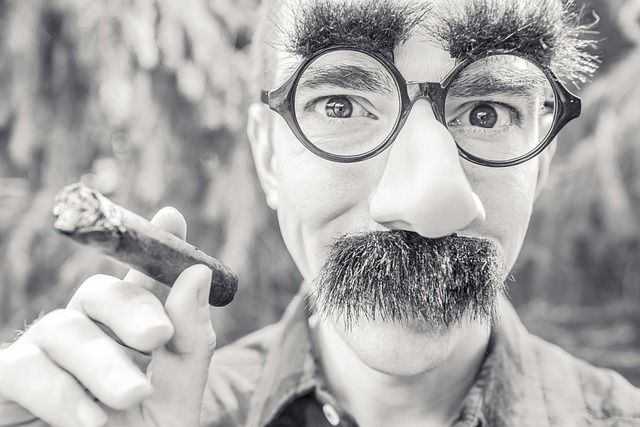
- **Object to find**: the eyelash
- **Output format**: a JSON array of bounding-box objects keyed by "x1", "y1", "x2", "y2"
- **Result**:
[
  {"x1": 451, "y1": 100, "x2": 522, "y2": 127},
  {"x1": 304, "y1": 95, "x2": 376, "y2": 118}
]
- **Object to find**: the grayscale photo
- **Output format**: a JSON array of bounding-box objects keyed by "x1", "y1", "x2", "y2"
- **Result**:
[{"x1": 0, "y1": 0, "x2": 639, "y2": 426}]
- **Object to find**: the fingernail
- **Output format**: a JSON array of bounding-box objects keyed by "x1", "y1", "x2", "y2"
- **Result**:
[{"x1": 76, "y1": 400, "x2": 108, "y2": 427}]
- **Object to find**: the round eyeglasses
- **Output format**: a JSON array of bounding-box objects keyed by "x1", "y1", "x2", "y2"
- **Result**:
[{"x1": 261, "y1": 47, "x2": 581, "y2": 167}]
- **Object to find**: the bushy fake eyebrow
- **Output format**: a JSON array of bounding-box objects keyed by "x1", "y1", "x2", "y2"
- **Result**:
[
  {"x1": 277, "y1": 0, "x2": 597, "y2": 85},
  {"x1": 297, "y1": 65, "x2": 395, "y2": 94},
  {"x1": 284, "y1": 0, "x2": 564, "y2": 62},
  {"x1": 435, "y1": 1, "x2": 598, "y2": 86},
  {"x1": 434, "y1": 1, "x2": 564, "y2": 67},
  {"x1": 282, "y1": 0, "x2": 429, "y2": 58}
]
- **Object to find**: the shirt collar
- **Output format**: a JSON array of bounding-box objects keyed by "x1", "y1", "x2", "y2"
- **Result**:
[
  {"x1": 468, "y1": 296, "x2": 551, "y2": 427},
  {"x1": 247, "y1": 291, "x2": 318, "y2": 427},
  {"x1": 248, "y1": 292, "x2": 551, "y2": 427}
]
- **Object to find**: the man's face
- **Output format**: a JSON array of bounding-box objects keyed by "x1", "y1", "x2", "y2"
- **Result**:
[{"x1": 249, "y1": 0, "x2": 556, "y2": 369}]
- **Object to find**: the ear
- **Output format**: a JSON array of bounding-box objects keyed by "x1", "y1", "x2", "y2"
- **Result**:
[
  {"x1": 247, "y1": 103, "x2": 279, "y2": 209},
  {"x1": 534, "y1": 139, "x2": 557, "y2": 200}
]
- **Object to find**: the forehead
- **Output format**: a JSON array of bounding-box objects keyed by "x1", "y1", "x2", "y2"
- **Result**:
[{"x1": 271, "y1": 0, "x2": 559, "y2": 66}]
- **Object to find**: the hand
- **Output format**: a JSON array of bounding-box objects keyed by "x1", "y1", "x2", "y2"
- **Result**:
[{"x1": 0, "y1": 208, "x2": 217, "y2": 427}]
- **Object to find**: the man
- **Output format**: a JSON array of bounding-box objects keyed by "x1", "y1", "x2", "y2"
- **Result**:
[{"x1": 0, "y1": 0, "x2": 638, "y2": 426}]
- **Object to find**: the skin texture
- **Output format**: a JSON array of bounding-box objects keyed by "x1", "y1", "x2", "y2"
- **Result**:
[
  {"x1": 248, "y1": 0, "x2": 556, "y2": 424},
  {"x1": 0, "y1": 209, "x2": 217, "y2": 427},
  {"x1": 251, "y1": 2, "x2": 550, "y2": 322},
  {"x1": 0, "y1": 1, "x2": 561, "y2": 426}
]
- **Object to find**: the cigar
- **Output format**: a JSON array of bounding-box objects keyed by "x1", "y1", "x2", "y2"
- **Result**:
[{"x1": 52, "y1": 183, "x2": 237, "y2": 307}]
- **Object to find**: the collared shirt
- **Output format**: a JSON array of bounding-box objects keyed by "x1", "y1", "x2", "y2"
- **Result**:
[{"x1": 201, "y1": 294, "x2": 640, "y2": 427}]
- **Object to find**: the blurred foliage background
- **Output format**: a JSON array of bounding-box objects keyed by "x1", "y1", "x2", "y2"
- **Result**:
[{"x1": 0, "y1": 0, "x2": 638, "y2": 386}]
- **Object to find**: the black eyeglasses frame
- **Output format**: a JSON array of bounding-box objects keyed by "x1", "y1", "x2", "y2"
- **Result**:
[{"x1": 260, "y1": 46, "x2": 581, "y2": 167}]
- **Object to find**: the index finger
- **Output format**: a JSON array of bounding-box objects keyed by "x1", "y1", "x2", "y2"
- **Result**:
[{"x1": 123, "y1": 206, "x2": 187, "y2": 303}]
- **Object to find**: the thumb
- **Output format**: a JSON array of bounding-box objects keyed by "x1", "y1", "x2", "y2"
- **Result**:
[
  {"x1": 163, "y1": 264, "x2": 215, "y2": 354},
  {"x1": 144, "y1": 264, "x2": 216, "y2": 424}
]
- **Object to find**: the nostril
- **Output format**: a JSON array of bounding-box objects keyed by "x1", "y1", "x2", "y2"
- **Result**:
[{"x1": 370, "y1": 180, "x2": 487, "y2": 239}]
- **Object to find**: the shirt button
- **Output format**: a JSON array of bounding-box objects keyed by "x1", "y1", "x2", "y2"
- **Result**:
[{"x1": 322, "y1": 403, "x2": 341, "y2": 426}]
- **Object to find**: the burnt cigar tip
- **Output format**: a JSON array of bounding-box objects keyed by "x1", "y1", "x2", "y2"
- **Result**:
[
  {"x1": 53, "y1": 183, "x2": 123, "y2": 235},
  {"x1": 52, "y1": 181, "x2": 238, "y2": 307}
]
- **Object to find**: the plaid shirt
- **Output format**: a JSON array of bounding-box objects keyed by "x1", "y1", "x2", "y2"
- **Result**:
[{"x1": 201, "y1": 293, "x2": 640, "y2": 427}]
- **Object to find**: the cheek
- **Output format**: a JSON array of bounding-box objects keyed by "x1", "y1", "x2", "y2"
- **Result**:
[
  {"x1": 271, "y1": 121, "x2": 381, "y2": 280},
  {"x1": 466, "y1": 161, "x2": 539, "y2": 271}
]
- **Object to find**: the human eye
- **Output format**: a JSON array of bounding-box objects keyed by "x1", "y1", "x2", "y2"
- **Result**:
[
  {"x1": 446, "y1": 101, "x2": 517, "y2": 131},
  {"x1": 306, "y1": 95, "x2": 378, "y2": 120}
]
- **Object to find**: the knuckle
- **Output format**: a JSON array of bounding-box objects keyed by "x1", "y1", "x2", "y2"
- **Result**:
[
  {"x1": 202, "y1": 329, "x2": 217, "y2": 358},
  {"x1": 22, "y1": 309, "x2": 74, "y2": 341},
  {"x1": 203, "y1": 341, "x2": 217, "y2": 359},
  {"x1": 2, "y1": 351, "x2": 89, "y2": 426},
  {"x1": 126, "y1": 289, "x2": 163, "y2": 309},
  {"x1": 38, "y1": 309, "x2": 84, "y2": 334},
  {"x1": 0, "y1": 345, "x2": 18, "y2": 378},
  {"x1": 45, "y1": 369, "x2": 82, "y2": 403},
  {"x1": 82, "y1": 273, "x2": 116, "y2": 287},
  {"x1": 70, "y1": 274, "x2": 118, "y2": 303},
  {"x1": 0, "y1": 342, "x2": 42, "y2": 390},
  {"x1": 73, "y1": 274, "x2": 101, "y2": 297}
]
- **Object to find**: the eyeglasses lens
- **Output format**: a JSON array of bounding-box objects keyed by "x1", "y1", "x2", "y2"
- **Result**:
[
  {"x1": 292, "y1": 51, "x2": 556, "y2": 162},
  {"x1": 293, "y1": 50, "x2": 401, "y2": 157},
  {"x1": 445, "y1": 55, "x2": 555, "y2": 162}
]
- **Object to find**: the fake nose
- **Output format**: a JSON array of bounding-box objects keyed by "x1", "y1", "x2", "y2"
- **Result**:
[{"x1": 369, "y1": 100, "x2": 485, "y2": 238}]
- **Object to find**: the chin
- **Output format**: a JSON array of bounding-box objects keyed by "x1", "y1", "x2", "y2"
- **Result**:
[{"x1": 334, "y1": 317, "x2": 461, "y2": 377}]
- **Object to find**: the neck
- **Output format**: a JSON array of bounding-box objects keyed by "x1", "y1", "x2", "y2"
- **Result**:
[{"x1": 311, "y1": 317, "x2": 490, "y2": 427}]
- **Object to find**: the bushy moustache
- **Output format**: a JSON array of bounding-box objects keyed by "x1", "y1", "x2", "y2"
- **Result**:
[{"x1": 309, "y1": 230, "x2": 506, "y2": 330}]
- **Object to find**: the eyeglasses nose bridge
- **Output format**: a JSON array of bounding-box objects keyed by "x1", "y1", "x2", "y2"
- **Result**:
[{"x1": 405, "y1": 81, "x2": 446, "y2": 124}]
